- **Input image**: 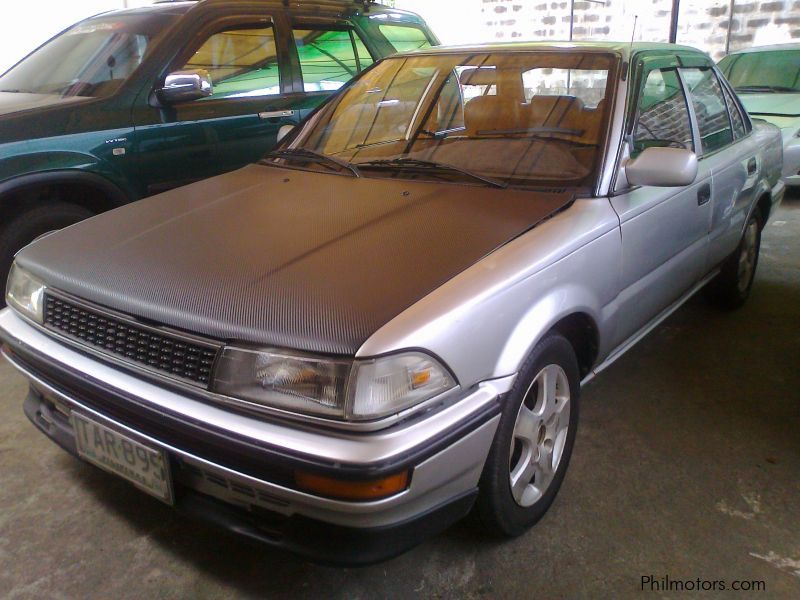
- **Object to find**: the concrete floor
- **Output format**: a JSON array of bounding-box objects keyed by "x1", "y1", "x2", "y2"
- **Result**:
[{"x1": 1, "y1": 199, "x2": 798, "y2": 599}]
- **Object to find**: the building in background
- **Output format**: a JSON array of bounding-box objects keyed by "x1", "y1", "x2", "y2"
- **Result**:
[
  {"x1": 396, "y1": 0, "x2": 800, "y2": 60},
  {"x1": 2, "y1": 1, "x2": 799, "y2": 74}
]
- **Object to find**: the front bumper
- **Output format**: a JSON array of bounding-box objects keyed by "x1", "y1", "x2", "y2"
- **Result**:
[{"x1": 0, "y1": 308, "x2": 508, "y2": 565}]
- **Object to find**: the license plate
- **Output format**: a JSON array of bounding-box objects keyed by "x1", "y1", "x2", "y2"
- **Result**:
[{"x1": 71, "y1": 412, "x2": 174, "y2": 504}]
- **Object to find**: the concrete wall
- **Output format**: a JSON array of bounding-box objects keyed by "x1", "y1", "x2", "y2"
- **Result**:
[
  {"x1": 0, "y1": 1, "x2": 154, "y2": 74},
  {"x1": 397, "y1": 0, "x2": 800, "y2": 60}
]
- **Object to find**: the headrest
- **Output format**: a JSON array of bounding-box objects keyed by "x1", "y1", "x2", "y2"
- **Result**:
[{"x1": 459, "y1": 67, "x2": 498, "y2": 86}]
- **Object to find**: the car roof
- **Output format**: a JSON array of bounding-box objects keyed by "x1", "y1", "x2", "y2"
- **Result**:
[
  {"x1": 101, "y1": 0, "x2": 420, "y2": 19},
  {"x1": 726, "y1": 42, "x2": 800, "y2": 55},
  {"x1": 395, "y1": 40, "x2": 707, "y2": 61}
]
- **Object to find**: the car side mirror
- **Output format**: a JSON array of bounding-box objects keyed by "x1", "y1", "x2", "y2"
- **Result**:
[
  {"x1": 277, "y1": 124, "x2": 295, "y2": 143},
  {"x1": 625, "y1": 147, "x2": 698, "y2": 187},
  {"x1": 157, "y1": 69, "x2": 212, "y2": 105}
]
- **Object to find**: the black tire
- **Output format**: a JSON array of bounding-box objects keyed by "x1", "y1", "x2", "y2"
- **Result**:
[
  {"x1": 474, "y1": 334, "x2": 581, "y2": 537},
  {"x1": 705, "y1": 209, "x2": 762, "y2": 310},
  {"x1": 0, "y1": 202, "x2": 94, "y2": 302}
]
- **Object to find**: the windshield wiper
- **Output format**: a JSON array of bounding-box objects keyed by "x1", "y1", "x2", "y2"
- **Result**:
[
  {"x1": 356, "y1": 157, "x2": 507, "y2": 189},
  {"x1": 0, "y1": 89, "x2": 31, "y2": 93},
  {"x1": 735, "y1": 85, "x2": 798, "y2": 93},
  {"x1": 262, "y1": 148, "x2": 361, "y2": 177}
]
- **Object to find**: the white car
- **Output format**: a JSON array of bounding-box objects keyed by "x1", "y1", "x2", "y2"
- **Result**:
[{"x1": 719, "y1": 44, "x2": 800, "y2": 185}]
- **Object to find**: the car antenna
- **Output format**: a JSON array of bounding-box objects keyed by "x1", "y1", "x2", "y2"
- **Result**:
[{"x1": 622, "y1": 14, "x2": 638, "y2": 82}]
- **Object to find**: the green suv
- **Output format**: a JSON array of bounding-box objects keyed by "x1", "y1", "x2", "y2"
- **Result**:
[{"x1": 0, "y1": 0, "x2": 436, "y2": 291}]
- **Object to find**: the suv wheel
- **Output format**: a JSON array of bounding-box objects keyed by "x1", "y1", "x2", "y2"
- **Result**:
[
  {"x1": 0, "y1": 202, "x2": 94, "y2": 303},
  {"x1": 475, "y1": 334, "x2": 580, "y2": 536},
  {"x1": 706, "y1": 209, "x2": 762, "y2": 309}
]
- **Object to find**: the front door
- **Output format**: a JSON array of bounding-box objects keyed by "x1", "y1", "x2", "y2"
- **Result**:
[
  {"x1": 132, "y1": 14, "x2": 299, "y2": 195},
  {"x1": 610, "y1": 58, "x2": 712, "y2": 346}
]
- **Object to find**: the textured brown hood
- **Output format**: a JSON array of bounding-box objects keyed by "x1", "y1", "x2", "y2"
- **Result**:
[{"x1": 17, "y1": 164, "x2": 573, "y2": 355}]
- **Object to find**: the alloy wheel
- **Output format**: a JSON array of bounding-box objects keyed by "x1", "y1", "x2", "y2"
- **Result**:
[{"x1": 508, "y1": 364, "x2": 571, "y2": 507}]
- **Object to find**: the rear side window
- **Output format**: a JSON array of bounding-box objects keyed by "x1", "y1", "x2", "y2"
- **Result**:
[
  {"x1": 293, "y1": 27, "x2": 374, "y2": 92},
  {"x1": 523, "y1": 68, "x2": 609, "y2": 108},
  {"x1": 182, "y1": 25, "x2": 280, "y2": 98},
  {"x1": 720, "y1": 81, "x2": 748, "y2": 138},
  {"x1": 379, "y1": 24, "x2": 432, "y2": 53},
  {"x1": 632, "y1": 68, "x2": 694, "y2": 157},
  {"x1": 681, "y1": 68, "x2": 734, "y2": 155}
]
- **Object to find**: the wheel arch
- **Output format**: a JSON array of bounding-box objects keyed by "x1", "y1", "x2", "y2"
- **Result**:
[
  {"x1": 0, "y1": 170, "x2": 132, "y2": 218},
  {"x1": 495, "y1": 288, "x2": 605, "y2": 384}
]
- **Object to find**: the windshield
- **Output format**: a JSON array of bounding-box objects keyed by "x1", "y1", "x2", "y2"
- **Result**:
[
  {"x1": 719, "y1": 50, "x2": 800, "y2": 93},
  {"x1": 276, "y1": 51, "x2": 615, "y2": 188},
  {"x1": 0, "y1": 13, "x2": 178, "y2": 98}
]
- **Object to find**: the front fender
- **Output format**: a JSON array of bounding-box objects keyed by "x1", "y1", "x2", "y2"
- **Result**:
[
  {"x1": 0, "y1": 151, "x2": 135, "y2": 206},
  {"x1": 358, "y1": 198, "x2": 622, "y2": 389}
]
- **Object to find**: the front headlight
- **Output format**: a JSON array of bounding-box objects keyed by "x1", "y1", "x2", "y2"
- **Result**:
[
  {"x1": 212, "y1": 348, "x2": 456, "y2": 421},
  {"x1": 5, "y1": 263, "x2": 46, "y2": 323}
]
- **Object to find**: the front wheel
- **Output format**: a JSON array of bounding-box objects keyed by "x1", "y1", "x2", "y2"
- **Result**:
[
  {"x1": 705, "y1": 209, "x2": 762, "y2": 309},
  {"x1": 474, "y1": 334, "x2": 580, "y2": 537}
]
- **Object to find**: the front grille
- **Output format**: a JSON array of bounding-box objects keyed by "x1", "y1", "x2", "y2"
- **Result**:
[{"x1": 43, "y1": 294, "x2": 220, "y2": 386}]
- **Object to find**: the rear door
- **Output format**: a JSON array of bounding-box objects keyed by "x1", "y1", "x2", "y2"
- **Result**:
[
  {"x1": 132, "y1": 12, "x2": 298, "y2": 194},
  {"x1": 610, "y1": 55, "x2": 712, "y2": 346},
  {"x1": 682, "y1": 67, "x2": 759, "y2": 271}
]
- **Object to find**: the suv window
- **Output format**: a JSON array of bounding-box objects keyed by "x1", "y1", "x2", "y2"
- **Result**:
[
  {"x1": 681, "y1": 67, "x2": 734, "y2": 154},
  {"x1": 293, "y1": 27, "x2": 374, "y2": 92},
  {"x1": 0, "y1": 13, "x2": 178, "y2": 98},
  {"x1": 181, "y1": 24, "x2": 281, "y2": 98},
  {"x1": 378, "y1": 24, "x2": 432, "y2": 53},
  {"x1": 632, "y1": 68, "x2": 694, "y2": 157}
]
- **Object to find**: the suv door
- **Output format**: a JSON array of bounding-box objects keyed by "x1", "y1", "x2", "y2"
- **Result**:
[
  {"x1": 610, "y1": 56, "x2": 712, "y2": 346},
  {"x1": 132, "y1": 13, "x2": 298, "y2": 194}
]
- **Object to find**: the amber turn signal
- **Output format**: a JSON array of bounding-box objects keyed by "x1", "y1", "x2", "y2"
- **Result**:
[{"x1": 294, "y1": 470, "x2": 410, "y2": 501}]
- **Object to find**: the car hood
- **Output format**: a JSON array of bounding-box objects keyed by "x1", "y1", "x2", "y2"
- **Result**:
[
  {"x1": 738, "y1": 92, "x2": 800, "y2": 126},
  {"x1": 16, "y1": 164, "x2": 574, "y2": 355},
  {"x1": 0, "y1": 91, "x2": 91, "y2": 118}
]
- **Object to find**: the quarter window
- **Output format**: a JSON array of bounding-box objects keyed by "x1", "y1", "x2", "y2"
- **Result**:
[
  {"x1": 681, "y1": 67, "x2": 734, "y2": 154},
  {"x1": 181, "y1": 25, "x2": 281, "y2": 99},
  {"x1": 632, "y1": 68, "x2": 694, "y2": 157},
  {"x1": 293, "y1": 27, "x2": 374, "y2": 93}
]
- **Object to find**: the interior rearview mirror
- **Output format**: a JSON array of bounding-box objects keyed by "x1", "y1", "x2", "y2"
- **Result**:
[
  {"x1": 625, "y1": 147, "x2": 698, "y2": 188},
  {"x1": 157, "y1": 69, "x2": 212, "y2": 105},
  {"x1": 277, "y1": 124, "x2": 295, "y2": 143}
]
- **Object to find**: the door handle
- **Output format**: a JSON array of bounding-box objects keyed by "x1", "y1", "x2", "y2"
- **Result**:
[
  {"x1": 746, "y1": 157, "x2": 757, "y2": 176},
  {"x1": 697, "y1": 183, "x2": 711, "y2": 206},
  {"x1": 259, "y1": 109, "x2": 296, "y2": 120}
]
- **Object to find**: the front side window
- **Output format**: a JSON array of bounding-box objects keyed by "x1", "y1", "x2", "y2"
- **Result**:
[
  {"x1": 681, "y1": 67, "x2": 734, "y2": 154},
  {"x1": 719, "y1": 49, "x2": 800, "y2": 93},
  {"x1": 293, "y1": 27, "x2": 374, "y2": 93},
  {"x1": 0, "y1": 13, "x2": 177, "y2": 98},
  {"x1": 632, "y1": 68, "x2": 694, "y2": 157},
  {"x1": 278, "y1": 52, "x2": 616, "y2": 189},
  {"x1": 181, "y1": 25, "x2": 280, "y2": 99},
  {"x1": 378, "y1": 24, "x2": 432, "y2": 53}
]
